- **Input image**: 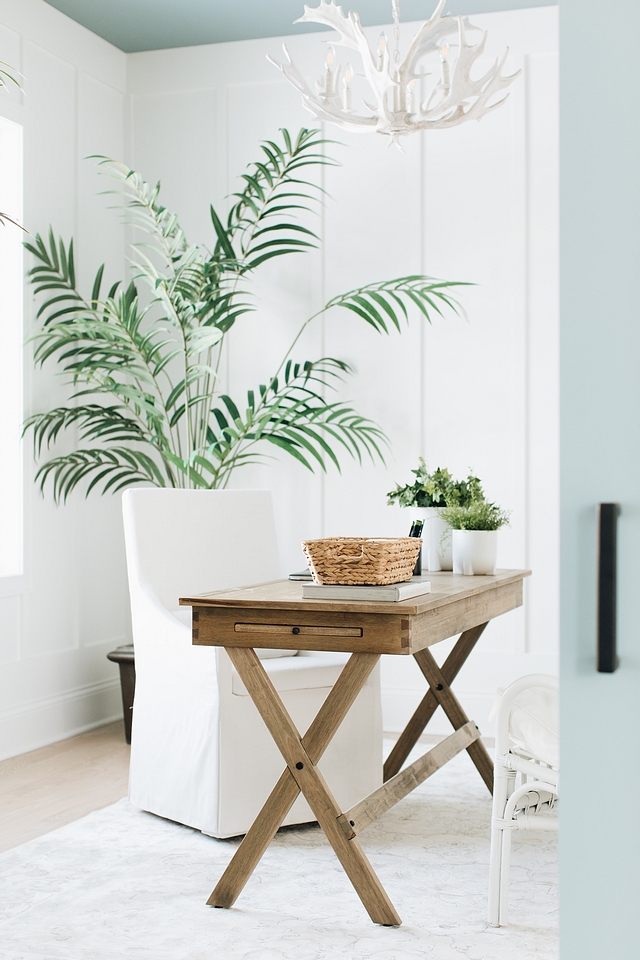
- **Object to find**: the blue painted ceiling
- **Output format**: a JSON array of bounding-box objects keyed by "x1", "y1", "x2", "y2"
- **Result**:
[{"x1": 43, "y1": 0, "x2": 556, "y2": 53}]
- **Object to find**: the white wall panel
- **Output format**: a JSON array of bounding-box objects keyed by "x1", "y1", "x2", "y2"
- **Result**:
[
  {"x1": 322, "y1": 129, "x2": 424, "y2": 542},
  {"x1": 77, "y1": 73, "x2": 125, "y2": 284},
  {"x1": 0, "y1": 596, "x2": 21, "y2": 664},
  {"x1": 128, "y1": 6, "x2": 559, "y2": 736},
  {"x1": 0, "y1": 0, "x2": 128, "y2": 758},
  {"x1": 18, "y1": 43, "x2": 79, "y2": 673},
  {"x1": 23, "y1": 496, "x2": 79, "y2": 656},
  {"x1": 0, "y1": 22, "x2": 22, "y2": 108},
  {"x1": 0, "y1": 0, "x2": 558, "y2": 758},
  {"x1": 525, "y1": 50, "x2": 560, "y2": 657},
  {"x1": 23, "y1": 43, "x2": 77, "y2": 235},
  {"x1": 131, "y1": 89, "x2": 218, "y2": 245},
  {"x1": 75, "y1": 74, "x2": 129, "y2": 654},
  {"x1": 0, "y1": 114, "x2": 24, "y2": 580}
]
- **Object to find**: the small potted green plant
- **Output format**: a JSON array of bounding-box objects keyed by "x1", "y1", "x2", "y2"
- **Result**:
[
  {"x1": 387, "y1": 461, "x2": 483, "y2": 571},
  {"x1": 440, "y1": 500, "x2": 510, "y2": 576}
]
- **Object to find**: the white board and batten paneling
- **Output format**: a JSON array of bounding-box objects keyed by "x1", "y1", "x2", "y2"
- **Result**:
[
  {"x1": 128, "y1": 7, "x2": 559, "y2": 735},
  {"x1": 0, "y1": 1, "x2": 558, "y2": 758},
  {"x1": 0, "y1": 0, "x2": 129, "y2": 759}
]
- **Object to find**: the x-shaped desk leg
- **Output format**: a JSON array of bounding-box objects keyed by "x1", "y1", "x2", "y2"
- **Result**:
[
  {"x1": 208, "y1": 648, "x2": 402, "y2": 926},
  {"x1": 383, "y1": 623, "x2": 494, "y2": 792}
]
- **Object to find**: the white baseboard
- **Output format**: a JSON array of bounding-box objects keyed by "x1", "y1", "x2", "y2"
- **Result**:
[
  {"x1": 0, "y1": 678, "x2": 123, "y2": 762},
  {"x1": 383, "y1": 689, "x2": 497, "y2": 739}
]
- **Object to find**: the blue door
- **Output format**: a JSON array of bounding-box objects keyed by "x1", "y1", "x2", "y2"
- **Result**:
[{"x1": 560, "y1": 2, "x2": 640, "y2": 957}]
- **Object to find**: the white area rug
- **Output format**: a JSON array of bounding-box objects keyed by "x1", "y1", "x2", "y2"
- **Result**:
[{"x1": 0, "y1": 750, "x2": 557, "y2": 960}]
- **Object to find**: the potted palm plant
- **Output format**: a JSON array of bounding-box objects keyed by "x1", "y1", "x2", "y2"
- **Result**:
[
  {"x1": 22, "y1": 129, "x2": 467, "y2": 498},
  {"x1": 387, "y1": 462, "x2": 483, "y2": 571},
  {"x1": 440, "y1": 500, "x2": 510, "y2": 576}
]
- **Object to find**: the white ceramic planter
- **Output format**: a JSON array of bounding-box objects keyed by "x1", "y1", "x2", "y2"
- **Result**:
[
  {"x1": 452, "y1": 529, "x2": 498, "y2": 576},
  {"x1": 406, "y1": 507, "x2": 452, "y2": 572}
]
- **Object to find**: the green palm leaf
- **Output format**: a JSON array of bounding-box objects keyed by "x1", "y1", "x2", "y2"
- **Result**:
[
  {"x1": 35, "y1": 447, "x2": 169, "y2": 502},
  {"x1": 325, "y1": 276, "x2": 470, "y2": 333},
  {"x1": 23, "y1": 405, "x2": 151, "y2": 455},
  {"x1": 216, "y1": 128, "x2": 337, "y2": 273}
]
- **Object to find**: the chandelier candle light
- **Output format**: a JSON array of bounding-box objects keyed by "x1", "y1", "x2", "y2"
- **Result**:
[{"x1": 268, "y1": 0, "x2": 519, "y2": 144}]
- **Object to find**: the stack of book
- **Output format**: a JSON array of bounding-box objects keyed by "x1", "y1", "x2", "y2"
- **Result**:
[{"x1": 300, "y1": 578, "x2": 431, "y2": 602}]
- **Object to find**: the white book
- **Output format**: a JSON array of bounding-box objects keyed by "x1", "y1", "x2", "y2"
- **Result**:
[{"x1": 302, "y1": 578, "x2": 431, "y2": 602}]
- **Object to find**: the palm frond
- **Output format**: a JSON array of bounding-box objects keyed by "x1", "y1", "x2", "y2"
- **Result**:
[
  {"x1": 90, "y1": 157, "x2": 190, "y2": 265},
  {"x1": 204, "y1": 357, "x2": 388, "y2": 486},
  {"x1": 34, "y1": 447, "x2": 168, "y2": 502},
  {"x1": 212, "y1": 128, "x2": 338, "y2": 273},
  {"x1": 25, "y1": 128, "x2": 469, "y2": 499},
  {"x1": 25, "y1": 230, "x2": 89, "y2": 325},
  {"x1": 23, "y1": 405, "x2": 151, "y2": 455},
  {"x1": 325, "y1": 276, "x2": 471, "y2": 333}
]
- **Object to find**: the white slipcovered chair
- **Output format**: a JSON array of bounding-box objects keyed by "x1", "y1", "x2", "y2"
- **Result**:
[
  {"x1": 488, "y1": 673, "x2": 559, "y2": 926},
  {"x1": 122, "y1": 488, "x2": 382, "y2": 839}
]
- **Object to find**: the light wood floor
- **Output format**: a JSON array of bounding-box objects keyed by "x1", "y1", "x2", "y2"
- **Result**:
[
  {"x1": 0, "y1": 724, "x2": 492, "y2": 856},
  {"x1": 0, "y1": 721, "x2": 130, "y2": 854}
]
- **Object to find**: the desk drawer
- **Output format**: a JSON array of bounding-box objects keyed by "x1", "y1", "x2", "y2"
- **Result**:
[
  {"x1": 192, "y1": 606, "x2": 410, "y2": 654},
  {"x1": 234, "y1": 622, "x2": 363, "y2": 638}
]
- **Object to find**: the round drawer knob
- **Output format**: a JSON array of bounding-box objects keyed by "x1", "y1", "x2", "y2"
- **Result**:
[{"x1": 292, "y1": 627, "x2": 300, "y2": 635}]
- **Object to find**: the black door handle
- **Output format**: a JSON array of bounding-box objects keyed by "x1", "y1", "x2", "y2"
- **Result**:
[{"x1": 597, "y1": 503, "x2": 620, "y2": 673}]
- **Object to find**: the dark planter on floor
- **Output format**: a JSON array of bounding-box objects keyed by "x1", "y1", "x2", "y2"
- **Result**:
[{"x1": 106, "y1": 644, "x2": 135, "y2": 744}]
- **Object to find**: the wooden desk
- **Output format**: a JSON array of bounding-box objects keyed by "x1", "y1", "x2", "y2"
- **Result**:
[{"x1": 180, "y1": 568, "x2": 530, "y2": 926}]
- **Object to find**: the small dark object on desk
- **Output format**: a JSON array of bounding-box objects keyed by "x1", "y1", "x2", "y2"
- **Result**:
[
  {"x1": 409, "y1": 519, "x2": 424, "y2": 576},
  {"x1": 408, "y1": 520, "x2": 424, "y2": 538}
]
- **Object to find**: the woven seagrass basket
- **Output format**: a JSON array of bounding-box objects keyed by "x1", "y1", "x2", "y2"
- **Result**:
[{"x1": 302, "y1": 536, "x2": 422, "y2": 586}]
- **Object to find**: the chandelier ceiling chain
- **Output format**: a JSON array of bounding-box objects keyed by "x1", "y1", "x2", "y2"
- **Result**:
[{"x1": 268, "y1": 0, "x2": 520, "y2": 144}]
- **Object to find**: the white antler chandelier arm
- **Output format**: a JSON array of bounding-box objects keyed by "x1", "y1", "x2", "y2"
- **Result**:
[
  {"x1": 398, "y1": 0, "x2": 459, "y2": 83},
  {"x1": 269, "y1": 0, "x2": 521, "y2": 141},
  {"x1": 295, "y1": 0, "x2": 363, "y2": 51},
  {"x1": 268, "y1": 45, "x2": 379, "y2": 129},
  {"x1": 417, "y1": 20, "x2": 519, "y2": 126},
  {"x1": 267, "y1": 45, "x2": 315, "y2": 100},
  {"x1": 294, "y1": 2, "x2": 396, "y2": 117},
  {"x1": 349, "y1": 12, "x2": 396, "y2": 117},
  {"x1": 417, "y1": 51, "x2": 519, "y2": 129}
]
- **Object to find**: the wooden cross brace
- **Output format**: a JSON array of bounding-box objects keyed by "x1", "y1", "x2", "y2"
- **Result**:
[
  {"x1": 207, "y1": 638, "x2": 488, "y2": 926},
  {"x1": 383, "y1": 622, "x2": 494, "y2": 791}
]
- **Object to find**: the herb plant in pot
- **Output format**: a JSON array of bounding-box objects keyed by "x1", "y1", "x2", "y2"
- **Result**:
[
  {"x1": 387, "y1": 462, "x2": 483, "y2": 572},
  {"x1": 441, "y1": 500, "x2": 510, "y2": 576}
]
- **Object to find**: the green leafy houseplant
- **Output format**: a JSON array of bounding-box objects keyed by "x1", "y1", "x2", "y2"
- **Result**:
[
  {"x1": 440, "y1": 500, "x2": 510, "y2": 531},
  {"x1": 387, "y1": 459, "x2": 483, "y2": 508},
  {"x1": 23, "y1": 128, "x2": 469, "y2": 501}
]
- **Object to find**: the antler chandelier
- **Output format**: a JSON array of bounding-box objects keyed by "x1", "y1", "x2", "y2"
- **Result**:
[{"x1": 269, "y1": 0, "x2": 519, "y2": 143}]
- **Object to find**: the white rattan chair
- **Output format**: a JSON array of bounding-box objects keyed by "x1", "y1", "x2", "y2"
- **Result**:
[{"x1": 488, "y1": 673, "x2": 559, "y2": 926}]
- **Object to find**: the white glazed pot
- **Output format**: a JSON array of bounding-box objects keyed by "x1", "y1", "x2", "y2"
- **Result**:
[
  {"x1": 406, "y1": 507, "x2": 452, "y2": 572},
  {"x1": 452, "y1": 529, "x2": 498, "y2": 576}
]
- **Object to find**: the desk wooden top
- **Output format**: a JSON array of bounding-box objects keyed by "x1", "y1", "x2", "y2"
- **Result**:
[
  {"x1": 180, "y1": 569, "x2": 530, "y2": 656},
  {"x1": 180, "y1": 569, "x2": 529, "y2": 616}
]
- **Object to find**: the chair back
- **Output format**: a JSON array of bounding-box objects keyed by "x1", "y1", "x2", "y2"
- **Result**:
[
  {"x1": 122, "y1": 488, "x2": 281, "y2": 612},
  {"x1": 493, "y1": 674, "x2": 559, "y2": 768}
]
